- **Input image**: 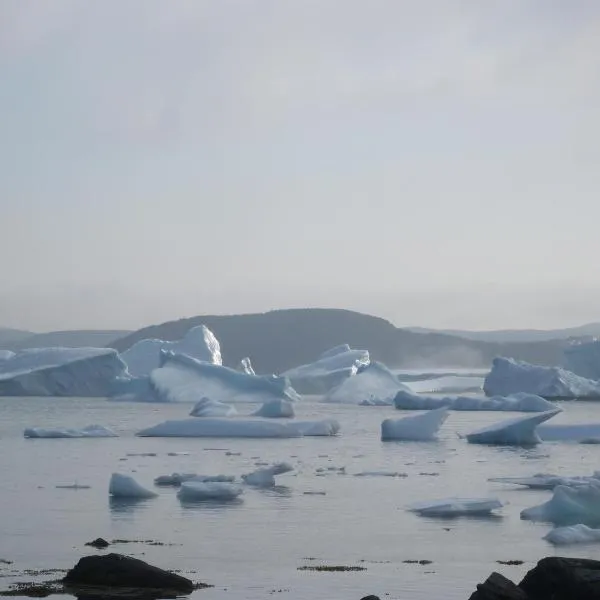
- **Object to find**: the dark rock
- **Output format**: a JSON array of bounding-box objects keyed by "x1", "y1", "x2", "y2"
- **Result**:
[
  {"x1": 360, "y1": 596, "x2": 381, "y2": 600},
  {"x1": 63, "y1": 554, "x2": 194, "y2": 594},
  {"x1": 85, "y1": 539, "x2": 110, "y2": 549},
  {"x1": 519, "y1": 556, "x2": 600, "y2": 600},
  {"x1": 468, "y1": 572, "x2": 529, "y2": 600}
]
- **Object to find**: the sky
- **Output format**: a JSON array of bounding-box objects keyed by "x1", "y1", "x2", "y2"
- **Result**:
[{"x1": 1, "y1": 0, "x2": 600, "y2": 333}]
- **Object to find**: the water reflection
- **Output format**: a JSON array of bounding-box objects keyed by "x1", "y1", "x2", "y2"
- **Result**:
[{"x1": 109, "y1": 496, "x2": 153, "y2": 515}]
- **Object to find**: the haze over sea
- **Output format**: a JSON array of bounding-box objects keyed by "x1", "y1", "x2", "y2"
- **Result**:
[{"x1": 2, "y1": 384, "x2": 600, "y2": 600}]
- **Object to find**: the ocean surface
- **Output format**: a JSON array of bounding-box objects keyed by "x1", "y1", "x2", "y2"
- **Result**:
[{"x1": 1, "y1": 389, "x2": 600, "y2": 600}]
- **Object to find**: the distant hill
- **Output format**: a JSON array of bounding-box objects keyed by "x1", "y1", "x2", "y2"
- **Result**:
[
  {"x1": 110, "y1": 308, "x2": 569, "y2": 374},
  {"x1": 0, "y1": 327, "x2": 34, "y2": 346},
  {"x1": 407, "y1": 323, "x2": 600, "y2": 343},
  {"x1": 5, "y1": 330, "x2": 130, "y2": 350}
]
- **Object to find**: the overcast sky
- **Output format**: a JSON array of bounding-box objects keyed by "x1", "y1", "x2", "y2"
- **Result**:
[{"x1": 1, "y1": 1, "x2": 599, "y2": 332}]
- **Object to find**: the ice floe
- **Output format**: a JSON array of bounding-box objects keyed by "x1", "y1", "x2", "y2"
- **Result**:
[
  {"x1": 242, "y1": 462, "x2": 294, "y2": 487},
  {"x1": 291, "y1": 419, "x2": 340, "y2": 436},
  {"x1": 251, "y1": 399, "x2": 295, "y2": 418},
  {"x1": 177, "y1": 481, "x2": 243, "y2": 501},
  {"x1": 137, "y1": 418, "x2": 302, "y2": 438},
  {"x1": 381, "y1": 408, "x2": 449, "y2": 441},
  {"x1": 407, "y1": 497, "x2": 503, "y2": 517},
  {"x1": 109, "y1": 473, "x2": 157, "y2": 499},
  {"x1": 465, "y1": 409, "x2": 561, "y2": 445},
  {"x1": 402, "y1": 375, "x2": 484, "y2": 394},
  {"x1": 354, "y1": 471, "x2": 407, "y2": 478},
  {"x1": 154, "y1": 473, "x2": 235, "y2": 486},
  {"x1": 489, "y1": 472, "x2": 600, "y2": 490},
  {"x1": 544, "y1": 524, "x2": 600, "y2": 545},
  {"x1": 189, "y1": 398, "x2": 237, "y2": 417},
  {"x1": 24, "y1": 425, "x2": 118, "y2": 439}
]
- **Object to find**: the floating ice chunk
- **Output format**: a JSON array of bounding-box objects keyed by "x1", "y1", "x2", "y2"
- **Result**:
[
  {"x1": 177, "y1": 481, "x2": 243, "y2": 501},
  {"x1": 137, "y1": 418, "x2": 302, "y2": 438},
  {"x1": 465, "y1": 409, "x2": 561, "y2": 445},
  {"x1": 237, "y1": 357, "x2": 255, "y2": 375},
  {"x1": 324, "y1": 362, "x2": 410, "y2": 405},
  {"x1": 537, "y1": 423, "x2": 600, "y2": 442},
  {"x1": 484, "y1": 357, "x2": 600, "y2": 398},
  {"x1": 521, "y1": 483, "x2": 600, "y2": 525},
  {"x1": 407, "y1": 497, "x2": 503, "y2": 517},
  {"x1": 393, "y1": 390, "x2": 556, "y2": 412},
  {"x1": 282, "y1": 345, "x2": 370, "y2": 394},
  {"x1": 381, "y1": 408, "x2": 449, "y2": 441},
  {"x1": 24, "y1": 425, "x2": 118, "y2": 439},
  {"x1": 290, "y1": 419, "x2": 340, "y2": 436},
  {"x1": 154, "y1": 473, "x2": 199, "y2": 486},
  {"x1": 190, "y1": 398, "x2": 237, "y2": 417},
  {"x1": 109, "y1": 473, "x2": 157, "y2": 499},
  {"x1": 354, "y1": 471, "x2": 408, "y2": 478},
  {"x1": 252, "y1": 399, "x2": 295, "y2": 418},
  {"x1": 489, "y1": 473, "x2": 600, "y2": 490},
  {"x1": 122, "y1": 325, "x2": 222, "y2": 377},
  {"x1": 151, "y1": 351, "x2": 300, "y2": 403},
  {"x1": 242, "y1": 462, "x2": 294, "y2": 487},
  {"x1": 190, "y1": 474, "x2": 236, "y2": 483},
  {"x1": 564, "y1": 340, "x2": 600, "y2": 381},
  {"x1": 544, "y1": 524, "x2": 600, "y2": 545},
  {"x1": 0, "y1": 348, "x2": 127, "y2": 397}
]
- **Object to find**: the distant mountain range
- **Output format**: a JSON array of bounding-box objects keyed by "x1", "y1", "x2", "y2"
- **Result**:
[
  {"x1": 0, "y1": 329, "x2": 130, "y2": 351},
  {"x1": 110, "y1": 308, "x2": 573, "y2": 373}
]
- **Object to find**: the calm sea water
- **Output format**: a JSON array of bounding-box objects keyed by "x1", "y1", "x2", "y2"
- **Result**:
[{"x1": 1, "y1": 395, "x2": 599, "y2": 600}]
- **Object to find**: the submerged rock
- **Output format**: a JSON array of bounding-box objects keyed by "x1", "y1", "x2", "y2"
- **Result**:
[{"x1": 84, "y1": 538, "x2": 110, "y2": 549}]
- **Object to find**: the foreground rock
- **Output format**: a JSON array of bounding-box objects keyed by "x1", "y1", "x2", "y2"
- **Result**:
[{"x1": 469, "y1": 572, "x2": 528, "y2": 600}]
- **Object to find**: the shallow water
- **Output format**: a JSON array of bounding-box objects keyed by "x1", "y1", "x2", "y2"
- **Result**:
[{"x1": 1, "y1": 396, "x2": 599, "y2": 600}]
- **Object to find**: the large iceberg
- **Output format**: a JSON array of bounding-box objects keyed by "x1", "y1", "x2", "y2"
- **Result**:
[
  {"x1": 323, "y1": 362, "x2": 409, "y2": 404},
  {"x1": 464, "y1": 409, "x2": 561, "y2": 445},
  {"x1": 544, "y1": 524, "x2": 600, "y2": 545},
  {"x1": 563, "y1": 340, "x2": 600, "y2": 381},
  {"x1": 121, "y1": 325, "x2": 222, "y2": 377},
  {"x1": 109, "y1": 473, "x2": 157, "y2": 499},
  {"x1": 189, "y1": 398, "x2": 237, "y2": 417},
  {"x1": 0, "y1": 348, "x2": 127, "y2": 397},
  {"x1": 281, "y1": 344, "x2": 370, "y2": 394},
  {"x1": 483, "y1": 357, "x2": 600, "y2": 398},
  {"x1": 177, "y1": 481, "x2": 243, "y2": 501},
  {"x1": 521, "y1": 483, "x2": 600, "y2": 525},
  {"x1": 251, "y1": 399, "x2": 295, "y2": 418},
  {"x1": 393, "y1": 390, "x2": 556, "y2": 412},
  {"x1": 150, "y1": 351, "x2": 300, "y2": 404},
  {"x1": 24, "y1": 424, "x2": 117, "y2": 439},
  {"x1": 407, "y1": 497, "x2": 503, "y2": 517},
  {"x1": 381, "y1": 408, "x2": 449, "y2": 441}
]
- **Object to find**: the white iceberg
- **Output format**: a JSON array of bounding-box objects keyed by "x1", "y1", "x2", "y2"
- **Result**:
[
  {"x1": 177, "y1": 481, "x2": 243, "y2": 501},
  {"x1": 489, "y1": 473, "x2": 600, "y2": 490},
  {"x1": 407, "y1": 497, "x2": 503, "y2": 517},
  {"x1": 24, "y1": 424, "x2": 118, "y2": 439},
  {"x1": 0, "y1": 348, "x2": 127, "y2": 397},
  {"x1": 251, "y1": 399, "x2": 295, "y2": 418},
  {"x1": 324, "y1": 362, "x2": 410, "y2": 404},
  {"x1": 121, "y1": 325, "x2": 222, "y2": 377},
  {"x1": 563, "y1": 340, "x2": 600, "y2": 381},
  {"x1": 537, "y1": 423, "x2": 600, "y2": 442},
  {"x1": 190, "y1": 397, "x2": 237, "y2": 417},
  {"x1": 465, "y1": 409, "x2": 561, "y2": 445},
  {"x1": 521, "y1": 483, "x2": 600, "y2": 525},
  {"x1": 281, "y1": 345, "x2": 370, "y2": 394},
  {"x1": 242, "y1": 462, "x2": 294, "y2": 487},
  {"x1": 109, "y1": 473, "x2": 157, "y2": 499},
  {"x1": 544, "y1": 524, "x2": 600, "y2": 545},
  {"x1": 381, "y1": 408, "x2": 449, "y2": 441},
  {"x1": 237, "y1": 357, "x2": 255, "y2": 375},
  {"x1": 150, "y1": 351, "x2": 300, "y2": 404},
  {"x1": 393, "y1": 390, "x2": 556, "y2": 412},
  {"x1": 484, "y1": 357, "x2": 600, "y2": 398}
]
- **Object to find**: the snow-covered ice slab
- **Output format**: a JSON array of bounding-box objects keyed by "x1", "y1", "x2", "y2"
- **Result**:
[
  {"x1": 242, "y1": 462, "x2": 294, "y2": 487},
  {"x1": 324, "y1": 362, "x2": 409, "y2": 405},
  {"x1": 281, "y1": 345, "x2": 370, "y2": 394},
  {"x1": 381, "y1": 408, "x2": 449, "y2": 441},
  {"x1": 407, "y1": 497, "x2": 503, "y2": 517},
  {"x1": 190, "y1": 398, "x2": 237, "y2": 417},
  {"x1": 537, "y1": 423, "x2": 600, "y2": 442},
  {"x1": 465, "y1": 409, "x2": 561, "y2": 445},
  {"x1": 484, "y1": 357, "x2": 600, "y2": 398},
  {"x1": 24, "y1": 425, "x2": 118, "y2": 439},
  {"x1": 564, "y1": 340, "x2": 600, "y2": 381},
  {"x1": 109, "y1": 473, "x2": 157, "y2": 499},
  {"x1": 521, "y1": 483, "x2": 600, "y2": 525},
  {"x1": 237, "y1": 357, "x2": 255, "y2": 375},
  {"x1": 489, "y1": 473, "x2": 600, "y2": 490},
  {"x1": 252, "y1": 399, "x2": 295, "y2": 418},
  {"x1": 151, "y1": 351, "x2": 300, "y2": 404},
  {"x1": 544, "y1": 524, "x2": 600, "y2": 546},
  {"x1": 177, "y1": 481, "x2": 243, "y2": 501},
  {"x1": 0, "y1": 348, "x2": 127, "y2": 397},
  {"x1": 393, "y1": 390, "x2": 556, "y2": 412},
  {"x1": 121, "y1": 325, "x2": 222, "y2": 377}
]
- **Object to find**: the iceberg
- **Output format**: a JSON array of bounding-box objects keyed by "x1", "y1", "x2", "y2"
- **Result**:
[
  {"x1": 281, "y1": 345, "x2": 370, "y2": 394},
  {"x1": 242, "y1": 462, "x2": 294, "y2": 487},
  {"x1": 177, "y1": 481, "x2": 243, "y2": 501},
  {"x1": 0, "y1": 348, "x2": 127, "y2": 397},
  {"x1": 109, "y1": 473, "x2": 157, "y2": 499},
  {"x1": 521, "y1": 483, "x2": 600, "y2": 525},
  {"x1": 251, "y1": 399, "x2": 295, "y2": 418},
  {"x1": 24, "y1": 424, "x2": 117, "y2": 439},
  {"x1": 537, "y1": 423, "x2": 600, "y2": 442},
  {"x1": 324, "y1": 362, "x2": 410, "y2": 404},
  {"x1": 402, "y1": 375, "x2": 484, "y2": 394},
  {"x1": 237, "y1": 357, "x2": 255, "y2": 375},
  {"x1": 150, "y1": 351, "x2": 300, "y2": 404},
  {"x1": 465, "y1": 409, "x2": 561, "y2": 445},
  {"x1": 393, "y1": 390, "x2": 556, "y2": 412},
  {"x1": 544, "y1": 524, "x2": 600, "y2": 545},
  {"x1": 121, "y1": 325, "x2": 222, "y2": 377},
  {"x1": 489, "y1": 473, "x2": 600, "y2": 490},
  {"x1": 381, "y1": 408, "x2": 449, "y2": 441},
  {"x1": 563, "y1": 340, "x2": 600, "y2": 381},
  {"x1": 484, "y1": 357, "x2": 600, "y2": 398},
  {"x1": 407, "y1": 497, "x2": 503, "y2": 517},
  {"x1": 189, "y1": 398, "x2": 237, "y2": 417}
]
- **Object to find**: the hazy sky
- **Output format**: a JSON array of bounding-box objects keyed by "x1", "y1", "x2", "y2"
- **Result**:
[{"x1": 1, "y1": 1, "x2": 600, "y2": 332}]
